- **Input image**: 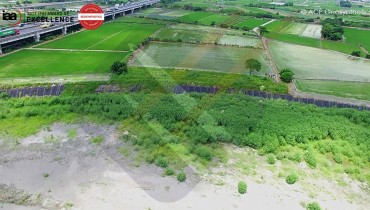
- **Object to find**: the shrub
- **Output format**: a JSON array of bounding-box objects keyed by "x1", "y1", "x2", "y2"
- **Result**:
[
  {"x1": 366, "y1": 54, "x2": 370, "y2": 59},
  {"x1": 333, "y1": 154, "x2": 343, "y2": 164},
  {"x1": 155, "y1": 157, "x2": 169, "y2": 168},
  {"x1": 286, "y1": 173, "x2": 298, "y2": 184},
  {"x1": 177, "y1": 172, "x2": 186, "y2": 182},
  {"x1": 91, "y1": 136, "x2": 104, "y2": 145},
  {"x1": 267, "y1": 154, "x2": 276, "y2": 164},
  {"x1": 351, "y1": 51, "x2": 361, "y2": 57},
  {"x1": 164, "y1": 167, "x2": 175, "y2": 176},
  {"x1": 238, "y1": 181, "x2": 247, "y2": 194},
  {"x1": 306, "y1": 202, "x2": 321, "y2": 210},
  {"x1": 304, "y1": 151, "x2": 317, "y2": 168},
  {"x1": 111, "y1": 61, "x2": 128, "y2": 75},
  {"x1": 280, "y1": 68, "x2": 295, "y2": 83}
]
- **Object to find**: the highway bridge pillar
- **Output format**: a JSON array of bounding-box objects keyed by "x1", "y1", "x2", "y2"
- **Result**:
[
  {"x1": 112, "y1": 13, "x2": 115, "y2": 19},
  {"x1": 0, "y1": 45, "x2": 2, "y2": 55},
  {"x1": 62, "y1": 26, "x2": 67, "y2": 35},
  {"x1": 34, "y1": 33, "x2": 40, "y2": 42},
  {"x1": 131, "y1": 9, "x2": 134, "y2": 14}
]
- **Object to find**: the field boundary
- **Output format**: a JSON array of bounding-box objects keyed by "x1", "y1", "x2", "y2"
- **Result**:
[{"x1": 25, "y1": 48, "x2": 129, "y2": 53}]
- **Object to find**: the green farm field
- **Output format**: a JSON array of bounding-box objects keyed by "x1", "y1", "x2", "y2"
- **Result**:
[
  {"x1": 269, "y1": 41, "x2": 370, "y2": 82},
  {"x1": 235, "y1": 18, "x2": 270, "y2": 29},
  {"x1": 344, "y1": 28, "x2": 370, "y2": 52},
  {"x1": 0, "y1": 49, "x2": 128, "y2": 78},
  {"x1": 296, "y1": 80, "x2": 370, "y2": 101},
  {"x1": 37, "y1": 23, "x2": 162, "y2": 51},
  {"x1": 198, "y1": 13, "x2": 230, "y2": 25},
  {"x1": 132, "y1": 42, "x2": 269, "y2": 75},
  {"x1": 178, "y1": 11, "x2": 214, "y2": 23}
]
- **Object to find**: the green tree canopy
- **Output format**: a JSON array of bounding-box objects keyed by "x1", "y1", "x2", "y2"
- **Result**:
[
  {"x1": 246, "y1": 58, "x2": 262, "y2": 75},
  {"x1": 111, "y1": 61, "x2": 128, "y2": 75}
]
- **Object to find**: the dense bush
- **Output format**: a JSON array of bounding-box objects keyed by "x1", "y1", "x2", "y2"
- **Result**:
[
  {"x1": 164, "y1": 167, "x2": 175, "y2": 176},
  {"x1": 280, "y1": 69, "x2": 295, "y2": 83},
  {"x1": 306, "y1": 202, "x2": 321, "y2": 210},
  {"x1": 177, "y1": 172, "x2": 186, "y2": 182},
  {"x1": 238, "y1": 181, "x2": 247, "y2": 194},
  {"x1": 304, "y1": 151, "x2": 317, "y2": 168},
  {"x1": 155, "y1": 157, "x2": 169, "y2": 168},
  {"x1": 267, "y1": 154, "x2": 276, "y2": 164},
  {"x1": 286, "y1": 173, "x2": 298, "y2": 184}
]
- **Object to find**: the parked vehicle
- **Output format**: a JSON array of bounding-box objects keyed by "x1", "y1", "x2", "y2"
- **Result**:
[
  {"x1": 40, "y1": 23, "x2": 53, "y2": 29},
  {"x1": 0, "y1": 28, "x2": 20, "y2": 38}
]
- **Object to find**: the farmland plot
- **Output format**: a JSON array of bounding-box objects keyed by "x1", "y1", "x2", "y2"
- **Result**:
[
  {"x1": 218, "y1": 35, "x2": 262, "y2": 48},
  {"x1": 131, "y1": 42, "x2": 269, "y2": 75},
  {"x1": 269, "y1": 41, "x2": 370, "y2": 82},
  {"x1": 344, "y1": 28, "x2": 370, "y2": 52},
  {"x1": 265, "y1": 20, "x2": 322, "y2": 39},
  {"x1": 235, "y1": 18, "x2": 270, "y2": 29},
  {"x1": 154, "y1": 28, "x2": 220, "y2": 43},
  {"x1": 37, "y1": 23, "x2": 162, "y2": 51},
  {"x1": 0, "y1": 49, "x2": 128, "y2": 78},
  {"x1": 301, "y1": 24, "x2": 322, "y2": 39}
]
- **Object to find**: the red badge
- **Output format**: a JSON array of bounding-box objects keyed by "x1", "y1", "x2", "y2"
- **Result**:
[{"x1": 78, "y1": 4, "x2": 104, "y2": 30}]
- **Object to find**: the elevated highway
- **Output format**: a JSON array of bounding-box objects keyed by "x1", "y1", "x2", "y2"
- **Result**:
[{"x1": 0, "y1": 0, "x2": 160, "y2": 54}]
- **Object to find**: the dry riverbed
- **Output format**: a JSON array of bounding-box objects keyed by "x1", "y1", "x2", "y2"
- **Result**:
[{"x1": 0, "y1": 123, "x2": 368, "y2": 210}]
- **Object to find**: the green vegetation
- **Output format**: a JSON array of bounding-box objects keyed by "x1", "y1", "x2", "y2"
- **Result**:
[
  {"x1": 265, "y1": 31, "x2": 320, "y2": 48},
  {"x1": 238, "y1": 181, "x2": 247, "y2": 194},
  {"x1": 36, "y1": 23, "x2": 161, "y2": 51},
  {"x1": 279, "y1": 69, "x2": 294, "y2": 83},
  {"x1": 245, "y1": 58, "x2": 261, "y2": 75},
  {"x1": 1, "y1": 93, "x2": 369, "y2": 183},
  {"x1": 266, "y1": 154, "x2": 276, "y2": 165},
  {"x1": 306, "y1": 202, "x2": 321, "y2": 210},
  {"x1": 0, "y1": 49, "x2": 128, "y2": 78},
  {"x1": 178, "y1": 11, "x2": 213, "y2": 23},
  {"x1": 91, "y1": 136, "x2": 104, "y2": 145},
  {"x1": 111, "y1": 61, "x2": 128, "y2": 75},
  {"x1": 177, "y1": 172, "x2": 187, "y2": 182},
  {"x1": 286, "y1": 173, "x2": 298, "y2": 184},
  {"x1": 68, "y1": 129, "x2": 77, "y2": 139},
  {"x1": 344, "y1": 28, "x2": 370, "y2": 52},
  {"x1": 132, "y1": 42, "x2": 269, "y2": 75},
  {"x1": 164, "y1": 167, "x2": 175, "y2": 176},
  {"x1": 321, "y1": 18, "x2": 344, "y2": 41},
  {"x1": 296, "y1": 80, "x2": 370, "y2": 101},
  {"x1": 235, "y1": 18, "x2": 270, "y2": 30}
]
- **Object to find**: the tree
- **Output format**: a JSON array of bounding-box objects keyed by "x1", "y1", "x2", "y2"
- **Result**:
[
  {"x1": 259, "y1": 26, "x2": 269, "y2": 36},
  {"x1": 351, "y1": 51, "x2": 361, "y2": 57},
  {"x1": 366, "y1": 54, "x2": 370, "y2": 59},
  {"x1": 280, "y1": 68, "x2": 295, "y2": 83},
  {"x1": 110, "y1": 61, "x2": 127, "y2": 75},
  {"x1": 246, "y1": 59, "x2": 261, "y2": 75}
]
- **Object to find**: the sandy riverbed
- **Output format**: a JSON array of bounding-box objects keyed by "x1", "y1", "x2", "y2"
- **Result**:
[{"x1": 0, "y1": 123, "x2": 368, "y2": 210}]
